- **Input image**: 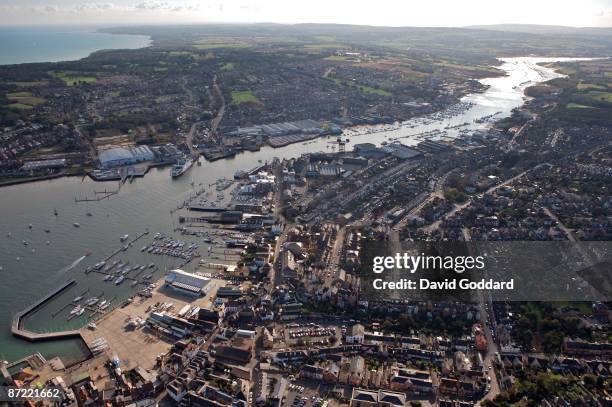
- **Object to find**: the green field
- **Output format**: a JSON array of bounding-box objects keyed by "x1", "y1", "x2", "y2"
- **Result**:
[
  {"x1": 167, "y1": 51, "x2": 194, "y2": 57},
  {"x1": 566, "y1": 102, "x2": 596, "y2": 109},
  {"x1": 6, "y1": 103, "x2": 34, "y2": 110},
  {"x1": 585, "y1": 91, "x2": 612, "y2": 103},
  {"x1": 323, "y1": 55, "x2": 351, "y2": 62},
  {"x1": 221, "y1": 62, "x2": 235, "y2": 71},
  {"x1": 8, "y1": 81, "x2": 49, "y2": 87},
  {"x1": 328, "y1": 77, "x2": 391, "y2": 97},
  {"x1": 230, "y1": 90, "x2": 258, "y2": 105},
  {"x1": 303, "y1": 43, "x2": 346, "y2": 49},
  {"x1": 193, "y1": 40, "x2": 249, "y2": 50},
  {"x1": 6, "y1": 91, "x2": 45, "y2": 108},
  {"x1": 49, "y1": 71, "x2": 97, "y2": 86},
  {"x1": 576, "y1": 83, "x2": 607, "y2": 90}
]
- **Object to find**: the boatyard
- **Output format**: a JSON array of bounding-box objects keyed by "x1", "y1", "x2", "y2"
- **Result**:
[{"x1": 79, "y1": 276, "x2": 223, "y2": 371}]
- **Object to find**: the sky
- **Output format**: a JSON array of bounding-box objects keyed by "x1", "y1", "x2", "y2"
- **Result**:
[{"x1": 0, "y1": 0, "x2": 612, "y2": 27}]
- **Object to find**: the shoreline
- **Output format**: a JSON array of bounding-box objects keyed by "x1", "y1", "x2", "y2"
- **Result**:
[{"x1": 0, "y1": 27, "x2": 151, "y2": 66}]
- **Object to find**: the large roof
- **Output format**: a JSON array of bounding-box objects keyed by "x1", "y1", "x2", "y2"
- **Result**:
[
  {"x1": 99, "y1": 147, "x2": 133, "y2": 164},
  {"x1": 165, "y1": 269, "x2": 210, "y2": 292}
]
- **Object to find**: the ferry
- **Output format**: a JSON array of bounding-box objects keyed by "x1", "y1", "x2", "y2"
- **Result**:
[{"x1": 171, "y1": 157, "x2": 194, "y2": 178}]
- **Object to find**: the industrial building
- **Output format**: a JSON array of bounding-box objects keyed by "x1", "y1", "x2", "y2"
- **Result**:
[
  {"x1": 98, "y1": 145, "x2": 154, "y2": 168},
  {"x1": 164, "y1": 269, "x2": 211, "y2": 297}
]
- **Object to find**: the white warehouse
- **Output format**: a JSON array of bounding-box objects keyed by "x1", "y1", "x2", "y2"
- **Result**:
[{"x1": 165, "y1": 269, "x2": 211, "y2": 297}]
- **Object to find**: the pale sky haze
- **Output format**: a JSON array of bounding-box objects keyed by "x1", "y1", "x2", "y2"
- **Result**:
[{"x1": 0, "y1": 0, "x2": 611, "y2": 27}]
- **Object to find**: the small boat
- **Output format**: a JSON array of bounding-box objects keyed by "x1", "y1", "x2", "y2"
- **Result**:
[
  {"x1": 87, "y1": 322, "x2": 97, "y2": 330},
  {"x1": 28, "y1": 224, "x2": 33, "y2": 229},
  {"x1": 120, "y1": 234, "x2": 129, "y2": 242},
  {"x1": 44, "y1": 229, "x2": 50, "y2": 233},
  {"x1": 70, "y1": 305, "x2": 82, "y2": 315},
  {"x1": 45, "y1": 241, "x2": 50, "y2": 245},
  {"x1": 103, "y1": 274, "x2": 113, "y2": 281},
  {"x1": 85, "y1": 297, "x2": 99, "y2": 306},
  {"x1": 99, "y1": 303, "x2": 110, "y2": 310},
  {"x1": 22, "y1": 240, "x2": 28, "y2": 246},
  {"x1": 131, "y1": 280, "x2": 139, "y2": 287},
  {"x1": 86, "y1": 212, "x2": 93, "y2": 217},
  {"x1": 75, "y1": 307, "x2": 85, "y2": 316},
  {"x1": 73, "y1": 296, "x2": 83, "y2": 303},
  {"x1": 73, "y1": 223, "x2": 80, "y2": 227},
  {"x1": 54, "y1": 209, "x2": 58, "y2": 216},
  {"x1": 141, "y1": 246, "x2": 148, "y2": 252},
  {"x1": 148, "y1": 263, "x2": 155, "y2": 268},
  {"x1": 114, "y1": 276, "x2": 125, "y2": 285}
]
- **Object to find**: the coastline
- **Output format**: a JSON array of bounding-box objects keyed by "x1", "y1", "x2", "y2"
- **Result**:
[{"x1": 0, "y1": 26, "x2": 151, "y2": 66}]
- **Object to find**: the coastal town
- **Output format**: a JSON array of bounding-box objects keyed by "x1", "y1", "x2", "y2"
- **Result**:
[{"x1": 0, "y1": 23, "x2": 611, "y2": 407}]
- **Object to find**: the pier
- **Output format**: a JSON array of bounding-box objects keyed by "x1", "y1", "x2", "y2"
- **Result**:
[{"x1": 11, "y1": 279, "x2": 84, "y2": 342}]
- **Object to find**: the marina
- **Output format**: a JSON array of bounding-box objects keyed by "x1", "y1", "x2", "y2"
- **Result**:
[{"x1": 0, "y1": 57, "x2": 567, "y2": 363}]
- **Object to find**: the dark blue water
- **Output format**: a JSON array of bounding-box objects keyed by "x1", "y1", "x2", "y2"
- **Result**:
[{"x1": 0, "y1": 26, "x2": 150, "y2": 65}]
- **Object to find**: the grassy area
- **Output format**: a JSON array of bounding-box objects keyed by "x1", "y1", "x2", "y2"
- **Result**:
[
  {"x1": 193, "y1": 40, "x2": 249, "y2": 50},
  {"x1": 585, "y1": 91, "x2": 612, "y2": 103},
  {"x1": 221, "y1": 62, "x2": 235, "y2": 71},
  {"x1": 6, "y1": 103, "x2": 33, "y2": 110},
  {"x1": 6, "y1": 91, "x2": 45, "y2": 108},
  {"x1": 566, "y1": 102, "x2": 596, "y2": 109},
  {"x1": 49, "y1": 71, "x2": 97, "y2": 86},
  {"x1": 323, "y1": 55, "x2": 351, "y2": 62},
  {"x1": 577, "y1": 83, "x2": 607, "y2": 90},
  {"x1": 328, "y1": 77, "x2": 391, "y2": 97},
  {"x1": 167, "y1": 51, "x2": 194, "y2": 57},
  {"x1": 303, "y1": 43, "x2": 346, "y2": 49},
  {"x1": 230, "y1": 90, "x2": 259, "y2": 105},
  {"x1": 8, "y1": 81, "x2": 49, "y2": 87}
]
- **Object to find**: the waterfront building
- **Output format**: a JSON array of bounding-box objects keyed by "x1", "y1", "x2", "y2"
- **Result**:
[{"x1": 164, "y1": 269, "x2": 211, "y2": 297}]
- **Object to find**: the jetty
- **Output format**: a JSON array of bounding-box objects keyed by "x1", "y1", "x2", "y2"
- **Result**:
[{"x1": 11, "y1": 279, "x2": 83, "y2": 342}]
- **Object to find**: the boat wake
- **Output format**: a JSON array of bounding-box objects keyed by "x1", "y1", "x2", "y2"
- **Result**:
[{"x1": 57, "y1": 255, "x2": 87, "y2": 275}]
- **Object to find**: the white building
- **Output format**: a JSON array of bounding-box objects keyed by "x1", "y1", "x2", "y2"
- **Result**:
[{"x1": 165, "y1": 269, "x2": 211, "y2": 297}]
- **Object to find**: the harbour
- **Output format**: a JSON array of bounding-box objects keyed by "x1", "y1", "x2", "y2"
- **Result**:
[{"x1": 0, "y1": 57, "x2": 570, "y2": 363}]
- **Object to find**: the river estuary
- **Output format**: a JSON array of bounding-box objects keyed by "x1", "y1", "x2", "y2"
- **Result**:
[{"x1": 0, "y1": 57, "x2": 579, "y2": 363}]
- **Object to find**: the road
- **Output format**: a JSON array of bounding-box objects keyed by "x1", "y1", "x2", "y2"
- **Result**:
[
  {"x1": 210, "y1": 74, "x2": 226, "y2": 140},
  {"x1": 462, "y1": 228, "x2": 501, "y2": 404},
  {"x1": 393, "y1": 169, "x2": 455, "y2": 231},
  {"x1": 542, "y1": 207, "x2": 576, "y2": 242},
  {"x1": 423, "y1": 165, "x2": 546, "y2": 233}
]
